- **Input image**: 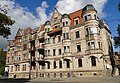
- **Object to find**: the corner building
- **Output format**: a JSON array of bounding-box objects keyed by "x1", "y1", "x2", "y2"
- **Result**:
[{"x1": 6, "y1": 4, "x2": 114, "y2": 78}]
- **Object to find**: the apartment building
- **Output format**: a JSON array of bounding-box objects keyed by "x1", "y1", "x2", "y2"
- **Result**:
[{"x1": 6, "y1": 4, "x2": 114, "y2": 78}]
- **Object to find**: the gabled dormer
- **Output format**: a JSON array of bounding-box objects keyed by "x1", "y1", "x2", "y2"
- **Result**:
[
  {"x1": 15, "y1": 28, "x2": 23, "y2": 44},
  {"x1": 50, "y1": 8, "x2": 62, "y2": 29}
]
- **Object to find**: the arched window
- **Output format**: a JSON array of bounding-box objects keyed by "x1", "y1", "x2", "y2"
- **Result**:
[
  {"x1": 53, "y1": 61, "x2": 56, "y2": 69},
  {"x1": 78, "y1": 58, "x2": 82, "y2": 67},
  {"x1": 59, "y1": 60, "x2": 62, "y2": 68},
  {"x1": 91, "y1": 56, "x2": 96, "y2": 66}
]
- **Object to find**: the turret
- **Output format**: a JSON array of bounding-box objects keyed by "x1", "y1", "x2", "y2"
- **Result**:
[{"x1": 82, "y1": 4, "x2": 98, "y2": 22}]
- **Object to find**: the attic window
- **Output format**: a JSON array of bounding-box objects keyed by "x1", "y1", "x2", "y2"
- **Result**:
[{"x1": 74, "y1": 18, "x2": 79, "y2": 25}]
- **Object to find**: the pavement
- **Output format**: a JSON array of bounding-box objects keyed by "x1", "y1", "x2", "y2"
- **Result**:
[
  {"x1": 30, "y1": 76, "x2": 120, "y2": 83},
  {"x1": 0, "y1": 76, "x2": 120, "y2": 83}
]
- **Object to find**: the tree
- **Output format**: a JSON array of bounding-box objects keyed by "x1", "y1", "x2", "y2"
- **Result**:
[
  {"x1": 114, "y1": 1, "x2": 120, "y2": 48},
  {"x1": 0, "y1": 48, "x2": 6, "y2": 76},
  {"x1": 0, "y1": 2, "x2": 15, "y2": 38}
]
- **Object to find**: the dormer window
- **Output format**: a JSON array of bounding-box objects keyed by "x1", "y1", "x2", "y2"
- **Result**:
[
  {"x1": 74, "y1": 19, "x2": 79, "y2": 25},
  {"x1": 87, "y1": 14, "x2": 91, "y2": 20}
]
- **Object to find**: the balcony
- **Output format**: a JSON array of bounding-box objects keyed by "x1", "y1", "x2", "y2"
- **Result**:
[
  {"x1": 38, "y1": 34, "x2": 44, "y2": 42},
  {"x1": 47, "y1": 27, "x2": 62, "y2": 37},
  {"x1": 36, "y1": 44, "x2": 44, "y2": 50},
  {"x1": 29, "y1": 46, "x2": 36, "y2": 51},
  {"x1": 85, "y1": 49, "x2": 103, "y2": 55},
  {"x1": 36, "y1": 55, "x2": 44, "y2": 61},
  {"x1": 13, "y1": 60, "x2": 20, "y2": 66},
  {"x1": 29, "y1": 34, "x2": 37, "y2": 42}
]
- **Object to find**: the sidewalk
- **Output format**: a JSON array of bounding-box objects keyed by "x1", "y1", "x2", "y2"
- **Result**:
[{"x1": 30, "y1": 76, "x2": 120, "y2": 83}]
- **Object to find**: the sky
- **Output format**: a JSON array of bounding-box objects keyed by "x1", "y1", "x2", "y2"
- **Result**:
[{"x1": 0, "y1": 0, "x2": 120, "y2": 51}]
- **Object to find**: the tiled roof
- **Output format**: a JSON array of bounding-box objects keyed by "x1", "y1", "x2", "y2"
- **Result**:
[
  {"x1": 69, "y1": 9, "x2": 83, "y2": 26},
  {"x1": 23, "y1": 27, "x2": 32, "y2": 35}
]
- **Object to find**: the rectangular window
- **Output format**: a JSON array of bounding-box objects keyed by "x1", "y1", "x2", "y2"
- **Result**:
[
  {"x1": 77, "y1": 45, "x2": 81, "y2": 52},
  {"x1": 48, "y1": 50, "x2": 50, "y2": 56},
  {"x1": 87, "y1": 14, "x2": 91, "y2": 20},
  {"x1": 63, "y1": 33, "x2": 65, "y2": 39},
  {"x1": 91, "y1": 42, "x2": 95, "y2": 49},
  {"x1": 76, "y1": 31, "x2": 80, "y2": 38},
  {"x1": 45, "y1": 50, "x2": 47, "y2": 56},
  {"x1": 67, "y1": 46, "x2": 70, "y2": 52},
  {"x1": 84, "y1": 16, "x2": 87, "y2": 21},
  {"x1": 86, "y1": 28, "x2": 89, "y2": 35},
  {"x1": 75, "y1": 19, "x2": 79, "y2": 25},
  {"x1": 64, "y1": 46, "x2": 66, "y2": 52},
  {"x1": 58, "y1": 36, "x2": 61, "y2": 42},
  {"x1": 66, "y1": 21, "x2": 68, "y2": 26},
  {"x1": 59, "y1": 49, "x2": 62, "y2": 55},
  {"x1": 48, "y1": 38, "x2": 50, "y2": 44},
  {"x1": 98, "y1": 42, "x2": 101, "y2": 49},
  {"x1": 63, "y1": 22, "x2": 65, "y2": 27},
  {"x1": 88, "y1": 42, "x2": 90, "y2": 50},
  {"x1": 53, "y1": 49, "x2": 56, "y2": 56},
  {"x1": 53, "y1": 37, "x2": 55, "y2": 43},
  {"x1": 66, "y1": 33, "x2": 69, "y2": 39}
]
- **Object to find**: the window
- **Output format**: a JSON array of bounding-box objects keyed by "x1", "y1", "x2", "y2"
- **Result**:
[
  {"x1": 98, "y1": 42, "x2": 101, "y2": 49},
  {"x1": 67, "y1": 73, "x2": 70, "y2": 77},
  {"x1": 59, "y1": 49, "x2": 62, "y2": 55},
  {"x1": 91, "y1": 42, "x2": 95, "y2": 49},
  {"x1": 53, "y1": 37, "x2": 55, "y2": 43},
  {"x1": 77, "y1": 45, "x2": 81, "y2": 52},
  {"x1": 76, "y1": 31, "x2": 80, "y2": 38},
  {"x1": 54, "y1": 73, "x2": 56, "y2": 77},
  {"x1": 48, "y1": 50, "x2": 50, "y2": 56},
  {"x1": 88, "y1": 42, "x2": 90, "y2": 50},
  {"x1": 66, "y1": 33, "x2": 69, "y2": 39},
  {"x1": 87, "y1": 14, "x2": 91, "y2": 20},
  {"x1": 67, "y1": 46, "x2": 70, "y2": 52},
  {"x1": 23, "y1": 44, "x2": 27, "y2": 50},
  {"x1": 66, "y1": 21, "x2": 68, "y2": 26},
  {"x1": 84, "y1": 16, "x2": 87, "y2": 21},
  {"x1": 94, "y1": 14, "x2": 97, "y2": 19},
  {"x1": 48, "y1": 28, "x2": 50, "y2": 32},
  {"x1": 78, "y1": 58, "x2": 82, "y2": 67},
  {"x1": 24, "y1": 64, "x2": 26, "y2": 71},
  {"x1": 86, "y1": 28, "x2": 89, "y2": 35},
  {"x1": 48, "y1": 38, "x2": 50, "y2": 44},
  {"x1": 64, "y1": 46, "x2": 66, "y2": 52},
  {"x1": 53, "y1": 49, "x2": 56, "y2": 56},
  {"x1": 75, "y1": 19, "x2": 79, "y2": 25},
  {"x1": 63, "y1": 33, "x2": 65, "y2": 39},
  {"x1": 58, "y1": 36, "x2": 61, "y2": 42},
  {"x1": 66, "y1": 60, "x2": 70, "y2": 68},
  {"x1": 47, "y1": 62, "x2": 50, "y2": 69},
  {"x1": 48, "y1": 73, "x2": 50, "y2": 77},
  {"x1": 91, "y1": 56, "x2": 96, "y2": 66},
  {"x1": 11, "y1": 66, "x2": 13, "y2": 72},
  {"x1": 59, "y1": 60, "x2": 62, "y2": 68},
  {"x1": 53, "y1": 61, "x2": 56, "y2": 69},
  {"x1": 63, "y1": 22, "x2": 65, "y2": 27},
  {"x1": 60, "y1": 73, "x2": 62, "y2": 77},
  {"x1": 45, "y1": 50, "x2": 47, "y2": 56}
]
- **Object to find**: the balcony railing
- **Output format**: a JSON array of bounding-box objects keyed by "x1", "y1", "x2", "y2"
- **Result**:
[
  {"x1": 47, "y1": 27, "x2": 62, "y2": 37},
  {"x1": 36, "y1": 55, "x2": 44, "y2": 61},
  {"x1": 85, "y1": 49, "x2": 103, "y2": 55},
  {"x1": 36, "y1": 44, "x2": 44, "y2": 50}
]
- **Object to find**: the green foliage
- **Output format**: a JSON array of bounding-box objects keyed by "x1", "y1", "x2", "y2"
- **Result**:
[
  {"x1": 0, "y1": 13, "x2": 15, "y2": 38},
  {"x1": 0, "y1": 48, "x2": 6, "y2": 76}
]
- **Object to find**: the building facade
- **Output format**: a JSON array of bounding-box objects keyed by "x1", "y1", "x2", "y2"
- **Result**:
[{"x1": 6, "y1": 4, "x2": 114, "y2": 78}]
